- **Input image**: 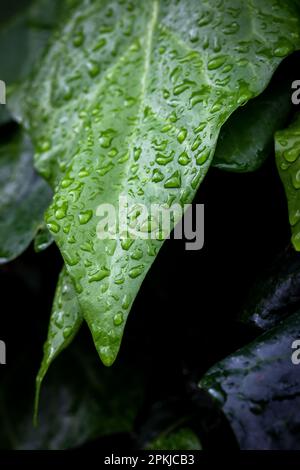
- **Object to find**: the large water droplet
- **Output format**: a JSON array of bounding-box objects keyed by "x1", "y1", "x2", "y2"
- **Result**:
[
  {"x1": 164, "y1": 171, "x2": 181, "y2": 188},
  {"x1": 129, "y1": 265, "x2": 144, "y2": 279},
  {"x1": 113, "y1": 312, "x2": 124, "y2": 326},
  {"x1": 78, "y1": 210, "x2": 93, "y2": 225}
]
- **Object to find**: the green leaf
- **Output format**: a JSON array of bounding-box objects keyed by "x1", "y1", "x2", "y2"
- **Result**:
[
  {"x1": 199, "y1": 310, "x2": 300, "y2": 449},
  {"x1": 213, "y1": 77, "x2": 292, "y2": 172},
  {"x1": 11, "y1": 0, "x2": 300, "y2": 365},
  {"x1": 276, "y1": 113, "x2": 300, "y2": 251},
  {"x1": 35, "y1": 266, "x2": 83, "y2": 423},
  {"x1": 0, "y1": 129, "x2": 52, "y2": 263},
  {"x1": 147, "y1": 427, "x2": 202, "y2": 450}
]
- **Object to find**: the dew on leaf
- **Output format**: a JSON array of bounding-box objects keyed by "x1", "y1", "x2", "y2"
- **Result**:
[
  {"x1": 129, "y1": 265, "x2": 144, "y2": 279},
  {"x1": 207, "y1": 56, "x2": 227, "y2": 70},
  {"x1": 88, "y1": 266, "x2": 110, "y2": 283},
  {"x1": 113, "y1": 312, "x2": 124, "y2": 326},
  {"x1": 178, "y1": 151, "x2": 191, "y2": 166},
  {"x1": 177, "y1": 128, "x2": 187, "y2": 143},
  {"x1": 164, "y1": 171, "x2": 181, "y2": 188},
  {"x1": 47, "y1": 221, "x2": 60, "y2": 233},
  {"x1": 78, "y1": 210, "x2": 93, "y2": 224}
]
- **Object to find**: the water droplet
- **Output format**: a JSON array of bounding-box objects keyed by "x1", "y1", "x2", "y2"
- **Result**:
[
  {"x1": 63, "y1": 326, "x2": 72, "y2": 339},
  {"x1": 198, "y1": 10, "x2": 214, "y2": 27},
  {"x1": 78, "y1": 210, "x2": 93, "y2": 225},
  {"x1": 191, "y1": 136, "x2": 202, "y2": 151},
  {"x1": 189, "y1": 29, "x2": 199, "y2": 43},
  {"x1": 152, "y1": 168, "x2": 164, "y2": 182},
  {"x1": 161, "y1": 124, "x2": 172, "y2": 133},
  {"x1": 39, "y1": 139, "x2": 51, "y2": 152},
  {"x1": 54, "y1": 311, "x2": 64, "y2": 329},
  {"x1": 134, "y1": 147, "x2": 142, "y2": 161},
  {"x1": 129, "y1": 265, "x2": 144, "y2": 279},
  {"x1": 87, "y1": 61, "x2": 100, "y2": 78},
  {"x1": 79, "y1": 168, "x2": 90, "y2": 178},
  {"x1": 99, "y1": 136, "x2": 112, "y2": 148},
  {"x1": 280, "y1": 162, "x2": 289, "y2": 171},
  {"x1": 292, "y1": 169, "x2": 300, "y2": 189},
  {"x1": 178, "y1": 151, "x2": 191, "y2": 166},
  {"x1": 274, "y1": 40, "x2": 293, "y2": 57},
  {"x1": 122, "y1": 293, "x2": 132, "y2": 309},
  {"x1": 64, "y1": 251, "x2": 80, "y2": 266},
  {"x1": 156, "y1": 151, "x2": 174, "y2": 165},
  {"x1": 131, "y1": 248, "x2": 143, "y2": 260},
  {"x1": 61, "y1": 177, "x2": 74, "y2": 188},
  {"x1": 88, "y1": 266, "x2": 110, "y2": 283},
  {"x1": 173, "y1": 81, "x2": 193, "y2": 96},
  {"x1": 73, "y1": 31, "x2": 84, "y2": 47},
  {"x1": 164, "y1": 171, "x2": 181, "y2": 188},
  {"x1": 121, "y1": 238, "x2": 134, "y2": 250},
  {"x1": 97, "y1": 162, "x2": 114, "y2": 176},
  {"x1": 207, "y1": 56, "x2": 227, "y2": 70},
  {"x1": 222, "y1": 22, "x2": 240, "y2": 35},
  {"x1": 196, "y1": 150, "x2": 210, "y2": 165},
  {"x1": 47, "y1": 221, "x2": 60, "y2": 233},
  {"x1": 191, "y1": 172, "x2": 201, "y2": 190},
  {"x1": 284, "y1": 148, "x2": 299, "y2": 163},
  {"x1": 177, "y1": 128, "x2": 187, "y2": 143},
  {"x1": 113, "y1": 312, "x2": 124, "y2": 326}
]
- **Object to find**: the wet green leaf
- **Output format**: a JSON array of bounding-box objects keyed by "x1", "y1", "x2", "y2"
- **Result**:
[
  {"x1": 0, "y1": 129, "x2": 52, "y2": 263},
  {"x1": 276, "y1": 113, "x2": 300, "y2": 251},
  {"x1": 10, "y1": 0, "x2": 300, "y2": 365},
  {"x1": 35, "y1": 267, "x2": 83, "y2": 422},
  {"x1": 199, "y1": 310, "x2": 300, "y2": 449},
  {"x1": 213, "y1": 78, "x2": 292, "y2": 172}
]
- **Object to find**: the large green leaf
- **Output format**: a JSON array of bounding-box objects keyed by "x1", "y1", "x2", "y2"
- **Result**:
[
  {"x1": 0, "y1": 129, "x2": 52, "y2": 263},
  {"x1": 35, "y1": 267, "x2": 83, "y2": 422},
  {"x1": 10, "y1": 0, "x2": 300, "y2": 365},
  {"x1": 276, "y1": 113, "x2": 300, "y2": 251},
  {"x1": 213, "y1": 77, "x2": 292, "y2": 172},
  {"x1": 199, "y1": 310, "x2": 300, "y2": 449}
]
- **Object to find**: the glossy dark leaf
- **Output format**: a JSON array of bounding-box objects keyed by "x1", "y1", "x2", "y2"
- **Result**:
[
  {"x1": 0, "y1": 0, "x2": 77, "y2": 86},
  {"x1": 213, "y1": 78, "x2": 292, "y2": 172},
  {"x1": 241, "y1": 247, "x2": 300, "y2": 330},
  {"x1": 200, "y1": 311, "x2": 300, "y2": 449},
  {"x1": 0, "y1": 129, "x2": 52, "y2": 263}
]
